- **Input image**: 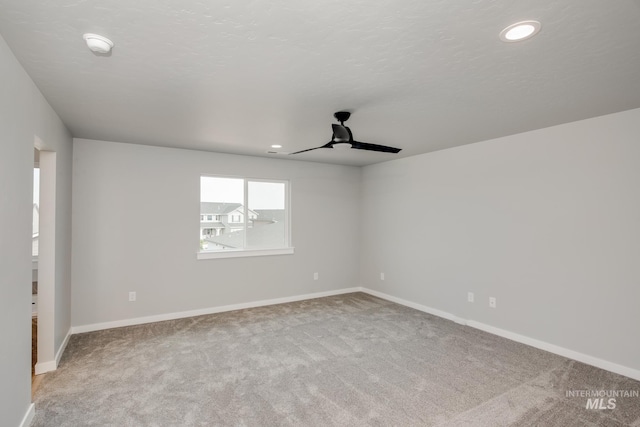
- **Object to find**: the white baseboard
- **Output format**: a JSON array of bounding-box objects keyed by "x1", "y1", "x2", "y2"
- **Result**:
[
  {"x1": 20, "y1": 403, "x2": 35, "y2": 427},
  {"x1": 361, "y1": 288, "x2": 467, "y2": 325},
  {"x1": 56, "y1": 327, "x2": 72, "y2": 365},
  {"x1": 34, "y1": 327, "x2": 72, "y2": 375},
  {"x1": 360, "y1": 287, "x2": 640, "y2": 382},
  {"x1": 466, "y1": 320, "x2": 640, "y2": 382},
  {"x1": 71, "y1": 287, "x2": 361, "y2": 334},
  {"x1": 67, "y1": 286, "x2": 640, "y2": 382},
  {"x1": 34, "y1": 360, "x2": 56, "y2": 375}
]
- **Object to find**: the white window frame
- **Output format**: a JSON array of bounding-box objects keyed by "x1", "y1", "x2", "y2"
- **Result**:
[{"x1": 198, "y1": 175, "x2": 293, "y2": 260}]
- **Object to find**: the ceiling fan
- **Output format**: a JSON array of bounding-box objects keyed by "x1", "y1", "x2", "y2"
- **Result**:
[{"x1": 289, "y1": 112, "x2": 402, "y2": 155}]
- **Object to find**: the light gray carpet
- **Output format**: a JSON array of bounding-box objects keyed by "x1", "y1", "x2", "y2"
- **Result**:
[{"x1": 33, "y1": 293, "x2": 640, "y2": 426}]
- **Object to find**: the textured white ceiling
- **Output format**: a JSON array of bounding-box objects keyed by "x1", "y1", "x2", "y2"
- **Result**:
[{"x1": 1, "y1": 0, "x2": 639, "y2": 166}]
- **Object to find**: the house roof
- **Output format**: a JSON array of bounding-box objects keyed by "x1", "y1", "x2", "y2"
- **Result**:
[
  {"x1": 253, "y1": 209, "x2": 285, "y2": 223},
  {"x1": 201, "y1": 202, "x2": 242, "y2": 215},
  {"x1": 203, "y1": 217, "x2": 286, "y2": 250}
]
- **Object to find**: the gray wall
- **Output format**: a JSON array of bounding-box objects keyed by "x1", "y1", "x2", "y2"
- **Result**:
[
  {"x1": 361, "y1": 108, "x2": 640, "y2": 372},
  {"x1": 71, "y1": 139, "x2": 361, "y2": 327},
  {"x1": 0, "y1": 34, "x2": 72, "y2": 426}
]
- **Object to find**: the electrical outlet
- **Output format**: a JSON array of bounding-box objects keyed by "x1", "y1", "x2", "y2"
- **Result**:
[
  {"x1": 380, "y1": 272, "x2": 385, "y2": 281},
  {"x1": 129, "y1": 291, "x2": 136, "y2": 302},
  {"x1": 489, "y1": 297, "x2": 496, "y2": 308},
  {"x1": 467, "y1": 292, "x2": 474, "y2": 303},
  {"x1": 313, "y1": 272, "x2": 319, "y2": 281}
]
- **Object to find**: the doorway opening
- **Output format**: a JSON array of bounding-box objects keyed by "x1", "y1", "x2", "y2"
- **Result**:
[
  {"x1": 31, "y1": 155, "x2": 40, "y2": 377},
  {"x1": 32, "y1": 149, "x2": 40, "y2": 391},
  {"x1": 32, "y1": 147, "x2": 56, "y2": 396}
]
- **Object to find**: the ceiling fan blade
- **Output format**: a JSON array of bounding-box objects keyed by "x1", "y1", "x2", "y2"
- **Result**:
[
  {"x1": 350, "y1": 141, "x2": 402, "y2": 153},
  {"x1": 289, "y1": 146, "x2": 322, "y2": 155},
  {"x1": 289, "y1": 141, "x2": 333, "y2": 155}
]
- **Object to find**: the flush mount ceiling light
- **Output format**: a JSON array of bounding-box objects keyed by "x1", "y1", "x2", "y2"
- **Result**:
[
  {"x1": 271, "y1": 144, "x2": 282, "y2": 149},
  {"x1": 83, "y1": 33, "x2": 114, "y2": 53},
  {"x1": 499, "y1": 20, "x2": 541, "y2": 42}
]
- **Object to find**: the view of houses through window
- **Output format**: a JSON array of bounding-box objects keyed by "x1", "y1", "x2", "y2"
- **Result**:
[{"x1": 200, "y1": 176, "x2": 288, "y2": 252}]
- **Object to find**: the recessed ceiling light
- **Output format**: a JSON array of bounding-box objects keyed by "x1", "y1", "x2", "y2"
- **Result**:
[
  {"x1": 83, "y1": 33, "x2": 114, "y2": 53},
  {"x1": 271, "y1": 144, "x2": 282, "y2": 149},
  {"x1": 499, "y1": 20, "x2": 541, "y2": 42}
]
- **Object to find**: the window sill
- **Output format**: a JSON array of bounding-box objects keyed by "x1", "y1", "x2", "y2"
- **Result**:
[{"x1": 197, "y1": 247, "x2": 294, "y2": 260}]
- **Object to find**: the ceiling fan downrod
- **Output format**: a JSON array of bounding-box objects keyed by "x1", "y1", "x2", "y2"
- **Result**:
[{"x1": 333, "y1": 111, "x2": 351, "y2": 126}]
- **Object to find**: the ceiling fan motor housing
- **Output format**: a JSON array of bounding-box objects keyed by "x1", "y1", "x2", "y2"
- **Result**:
[{"x1": 331, "y1": 123, "x2": 352, "y2": 143}]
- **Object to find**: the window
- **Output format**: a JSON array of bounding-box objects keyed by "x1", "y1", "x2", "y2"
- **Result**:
[{"x1": 198, "y1": 175, "x2": 292, "y2": 259}]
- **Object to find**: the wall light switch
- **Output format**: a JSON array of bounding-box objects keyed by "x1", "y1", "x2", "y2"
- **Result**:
[
  {"x1": 467, "y1": 292, "x2": 474, "y2": 303},
  {"x1": 489, "y1": 297, "x2": 496, "y2": 308},
  {"x1": 380, "y1": 272, "x2": 385, "y2": 281},
  {"x1": 313, "y1": 272, "x2": 319, "y2": 281},
  {"x1": 129, "y1": 291, "x2": 136, "y2": 302}
]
